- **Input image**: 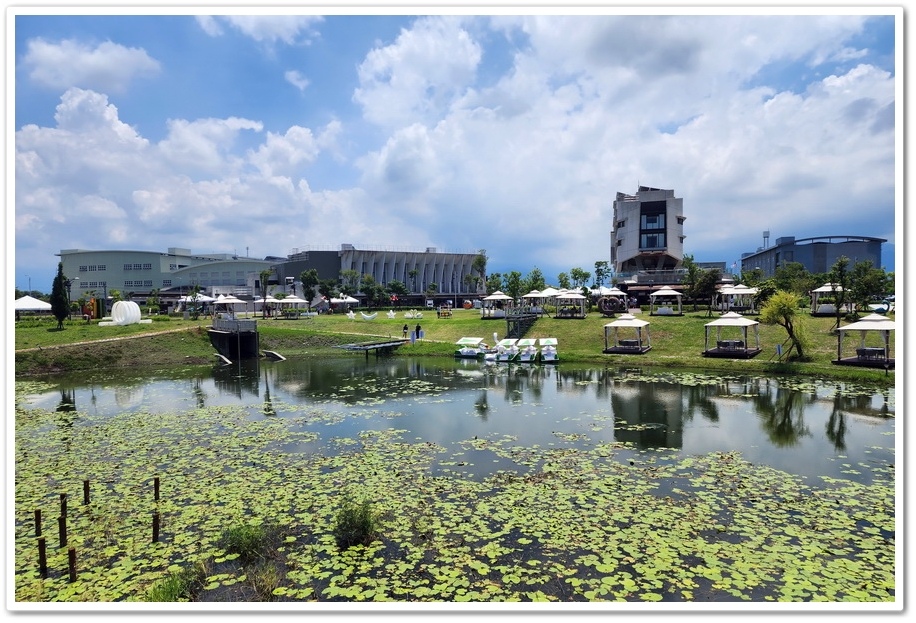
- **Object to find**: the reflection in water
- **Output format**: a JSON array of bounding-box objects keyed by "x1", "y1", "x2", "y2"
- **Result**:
[{"x1": 20, "y1": 358, "x2": 895, "y2": 484}]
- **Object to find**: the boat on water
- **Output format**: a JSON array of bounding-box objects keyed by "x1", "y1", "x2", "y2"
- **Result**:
[
  {"x1": 514, "y1": 338, "x2": 539, "y2": 363},
  {"x1": 454, "y1": 337, "x2": 491, "y2": 359},
  {"x1": 494, "y1": 338, "x2": 519, "y2": 362},
  {"x1": 538, "y1": 338, "x2": 559, "y2": 364}
]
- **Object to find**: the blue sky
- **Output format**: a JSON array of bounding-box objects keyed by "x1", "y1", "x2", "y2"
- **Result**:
[{"x1": 9, "y1": 6, "x2": 900, "y2": 294}]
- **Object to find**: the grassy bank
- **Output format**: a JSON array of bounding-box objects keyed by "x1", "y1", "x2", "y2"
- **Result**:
[{"x1": 14, "y1": 308, "x2": 895, "y2": 385}]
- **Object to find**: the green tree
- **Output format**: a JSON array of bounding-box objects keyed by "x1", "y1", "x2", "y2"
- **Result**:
[
  {"x1": 472, "y1": 250, "x2": 487, "y2": 284},
  {"x1": 187, "y1": 284, "x2": 203, "y2": 320},
  {"x1": 569, "y1": 267, "x2": 590, "y2": 290},
  {"x1": 848, "y1": 260, "x2": 891, "y2": 316},
  {"x1": 339, "y1": 269, "x2": 361, "y2": 296},
  {"x1": 486, "y1": 272, "x2": 503, "y2": 294},
  {"x1": 299, "y1": 269, "x2": 320, "y2": 306},
  {"x1": 773, "y1": 261, "x2": 816, "y2": 298},
  {"x1": 556, "y1": 272, "x2": 571, "y2": 290},
  {"x1": 694, "y1": 268, "x2": 721, "y2": 316},
  {"x1": 50, "y1": 262, "x2": 69, "y2": 330},
  {"x1": 593, "y1": 261, "x2": 609, "y2": 288},
  {"x1": 259, "y1": 269, "x2": 273, "y2": 318},
  {"x1": 146, "y1": 288, "x2": 161, "y2": 315},
  {"x1": 760, "y1": 290, "x2": 810, "y2": 360},
  {"x1": 504, "y1": 271, "x2": 523, "y2": 300},
  {"x1": 827, "y1": 256, "x2": 850, "y2": 330},
  {"x1": 522, "y1": 266, "x2": 546, "y2": 293},
  {"x1": 408, "y1": 268, "x2": 420, "y2": 292},
  {"x1": 386, "y1": 279, "x2": 409, "y2": 306},
  {"x1": 741, "y1": 267, "x2": 765, "y2": 287},
  {"x1": 361, "y1": 274, "x2": 386, "y2": 308},
  {"x1": 681, "y1": 254, "x2": 702, "y2": 310}
]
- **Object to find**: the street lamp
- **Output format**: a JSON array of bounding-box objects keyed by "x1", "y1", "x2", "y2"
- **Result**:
[{"x1": 64, "y1": 278, "x2": 72, "y2": 320}]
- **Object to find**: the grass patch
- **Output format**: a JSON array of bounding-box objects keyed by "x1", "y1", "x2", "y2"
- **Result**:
[
  {"x1": 333, "y1": 497, "x2": 378, "y2": 549},
  {"x1": 145, "y1": 562, "x2": 207, "y2": 602}
]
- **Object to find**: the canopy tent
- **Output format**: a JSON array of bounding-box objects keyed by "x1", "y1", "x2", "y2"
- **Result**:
[
  {"x1": 554, "y1": 292, "x2": 587, "y2": 318},
  {"x1": 649, "y1": 286, "x2": 683, "y2": 316},
  {"x1": 481, "y1": 291, "x2": 513, "y2": 318},
  {"x1": 179, "y1": 293, "x2": 216, "y2": 303},
  {"x1": 835, "y1": 313, "x2": 895, "y2": 367},
  {"x1": 703, "y1": 312, "x2": 761, "y2": 357},
  {"x1": 810, "y1": 282, "x2": 849, "y2": 315},
  {"x1": 718, "y1": 284, "x2": 759, "y2": 313},
  {"x1": 14, "y1": 295, "x2": 52, "y2": 311},
  {"x1": 603, "y1": 314, "x2": 651, "y2": 353},
  {"x1": 330, "y1": 295, "x2": 359, "y2": 305}
]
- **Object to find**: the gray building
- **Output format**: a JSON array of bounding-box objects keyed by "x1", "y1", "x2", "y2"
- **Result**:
[
  {"x1": 57, "y1": 247, "x2": 273, "y2": 302},
  {"x1": 275, "y1": 244, "x2": 483, "y2": 303},
  {"x1": 739, "y1": 235, "x2": 885, "y2": 277},
  {"x1": 611, "y1": 186, "x2": 686, "y2": 281},
  {"x1": 58, "y1": 243, "x2": 483, "y2": 308}
]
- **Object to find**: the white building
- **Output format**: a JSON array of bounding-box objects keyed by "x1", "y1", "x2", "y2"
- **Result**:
[
  {"x1": 611, "y1": 186, "x2": 686, "y2": 281},
  {"x1": 57, "y1": 247, "x2": 274, "y2": 303}
]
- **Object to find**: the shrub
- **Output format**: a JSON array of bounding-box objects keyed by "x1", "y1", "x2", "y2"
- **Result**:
[{"x1": 333, "y1": 497, "x2": 378, "y2": 548}]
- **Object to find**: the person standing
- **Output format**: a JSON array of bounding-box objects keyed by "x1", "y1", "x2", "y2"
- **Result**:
[
  {"x1": 415, "y1": 323, "x2": 422, "y2": 341},
  {"x1": 402, "y1": 324, "x2": 409, "y2": 338}
]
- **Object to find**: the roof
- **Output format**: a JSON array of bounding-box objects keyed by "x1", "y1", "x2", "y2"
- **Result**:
[
  {"x1": 705, "y1": 312, "x2": 759, "y2": 327},
  {"x1": 837, "y1": 313, "x2": 896, "y2": 332}
]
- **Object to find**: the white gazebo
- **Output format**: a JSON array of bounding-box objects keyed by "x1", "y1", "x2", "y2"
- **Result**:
[
  {"x1": 649, "y1": 286, "x2": 683, "y2": 316},
  {"x1": 718, "y1": 284, "x2": 759, "y2": 313},
  {"x1": 835, "y1": 313, "x2": 895, "y2": 369},
  {"x1": 810, "y1": 283, "x2": 850, "y2": 316},
  {"x1": 481, "y1": 291, "x2": 513, "y2": 318},
  {"x1": 554, "y1": 292, "x2": 588, "y2": 318},
  {"x1": 603, "y1": 314, "x2": 651, "y2": 354},
  {"x1": 703, "y1": 312, "x2": 761, "y2": 358}
]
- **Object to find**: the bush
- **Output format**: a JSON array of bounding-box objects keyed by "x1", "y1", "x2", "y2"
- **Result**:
[{"x1": 333, "y1": 497, "x2": 378, "y2": 548}]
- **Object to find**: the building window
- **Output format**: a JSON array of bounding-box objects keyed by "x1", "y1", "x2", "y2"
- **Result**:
[
  {"x1": 163, "y1": 280, "x2": 172, "y2": 287},
  {"x1": 616, "y1": 239, "x2": 623, "y2": 246},
  {"x1": 124, "y1": 264, "x2": 132, "y2": 271},
  {"x1": 640, "y1": 233, "x2": 666, "y2": 249},
  {"x1": 133, "y1": 263, "x2": 142, "y2": 270},
  {"x1": 616, "y1": 220, "x2": 626, "y2": 229},
  {"x1": 677, "y1": 216, "x2": 686, "y2": 225},
  {"x1": 640, "y1": 214, "x2": 665, "y2": 230}
]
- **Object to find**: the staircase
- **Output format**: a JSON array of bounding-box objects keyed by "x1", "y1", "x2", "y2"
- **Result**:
[{"x1": 505, "y1": 312, "x2": 539, "y2": 339}]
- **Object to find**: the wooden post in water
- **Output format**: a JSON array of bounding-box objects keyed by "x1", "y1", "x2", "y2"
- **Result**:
[
  {"x1": 37, "y1": 537, "x2": 48, "y2": 579},
  {"x1": 152, "y1": 512, "x2": 160, "y2": 543},
  {"x1": 58, "y1": 515, "x2": 67, "y2": 548},
  {"x1": 34, "y1": 509, "x2": 41, "y2": 537},
  {"x1": 59, "y1": 493, "x2": 67, "y2": 518},
  {"x1": 154, "y1": 476, "x2": 160, "y2": 501},
  {"x1": 83, "y1": 480, "x2": 90, "y2": 505},
  {"x1": 68, "y1": 547, "x2": 77, "y2": 582}
]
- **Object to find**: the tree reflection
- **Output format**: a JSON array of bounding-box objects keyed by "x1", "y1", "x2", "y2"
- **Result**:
[
  {"x1": 754, "y1": 388, "x2": 811, "y2": 447},
  {"x1": 56, "y1": 387, "x2": 77, "y2": 412}
]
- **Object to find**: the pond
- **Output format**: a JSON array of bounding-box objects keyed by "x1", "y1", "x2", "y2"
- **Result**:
[
  {"x1": 14, "y1": 357, "x2": 897, "y2": 605},
  {"x1": 20, "y1": 357, "x2": 895, "y2": 485}
]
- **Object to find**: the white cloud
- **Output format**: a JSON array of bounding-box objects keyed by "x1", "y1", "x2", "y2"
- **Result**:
[
  {"x1": 354, "y1": 16, "x2": 482, "y2": 128},
  {"x1": 284, "y1": 69, "x2": 310, "y2": 91},
  {"x1": 158, "y1": 117, "x2": 263, "y2": 175},
  {"x1": 22, "y1": 38, "x2": 160, "y2": 93},
  {"x1": 195, "y1": 15, "x2": 323, "y2": 45}
]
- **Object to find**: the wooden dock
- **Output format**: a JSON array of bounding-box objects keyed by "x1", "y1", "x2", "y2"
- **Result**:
[{"x1": 334, "y1": 339, "x2": 410, "y2": 359}]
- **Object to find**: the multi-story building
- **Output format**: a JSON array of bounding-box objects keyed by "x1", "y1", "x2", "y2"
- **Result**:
[
  {"x1": 739, "y1": 235, "x2": 886, "y2": 277},
  {"x1": 57, "y1": 247, "x2": 274, "y2": 302},
  {"x1": 275, "y1": 244, "x2": 483, "y2": 303},
  {"x1": 611, "y1": 186, "x2": 686, "y2": 282},
  {"x1": 58, "y1": 243, "x2": 484, "y2": 308}
]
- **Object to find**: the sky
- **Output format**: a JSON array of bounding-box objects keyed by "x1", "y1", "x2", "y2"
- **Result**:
[{"x1": 8, "y1": 4, "x2": 900, "y2": 295}]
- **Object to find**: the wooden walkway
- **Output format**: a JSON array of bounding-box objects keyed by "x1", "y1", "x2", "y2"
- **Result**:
[{"x1": 334, "y1": 339, "x2": 410, "y2": 359}]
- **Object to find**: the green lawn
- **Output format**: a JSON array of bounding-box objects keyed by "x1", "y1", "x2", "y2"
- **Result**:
[{"x1": 14, "y1": 307, "x2": 896, "y2": 384}]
